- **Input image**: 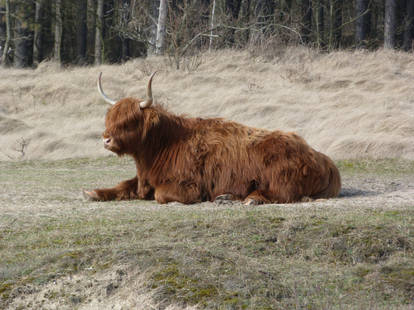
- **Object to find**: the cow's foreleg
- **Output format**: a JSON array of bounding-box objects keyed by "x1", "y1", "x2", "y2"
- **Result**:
[{"x1": 84, "y1": 177, "x2": 138, "y2": 201}]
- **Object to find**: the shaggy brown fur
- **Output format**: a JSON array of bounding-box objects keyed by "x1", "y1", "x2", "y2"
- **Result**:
[{"x1": 85, "y1": 79, "x2": 341, "y2": 205}]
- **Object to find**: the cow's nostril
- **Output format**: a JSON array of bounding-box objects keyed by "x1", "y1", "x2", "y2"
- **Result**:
[{"x1": 104, "y1": 138, "x2": 111, "y2": 145}]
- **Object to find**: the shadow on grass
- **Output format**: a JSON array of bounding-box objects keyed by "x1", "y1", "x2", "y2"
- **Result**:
[{"x1": 339, "y1": 187, "x2": 378, "y2": 198}]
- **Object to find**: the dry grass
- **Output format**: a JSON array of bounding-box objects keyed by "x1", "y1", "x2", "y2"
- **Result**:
[
  {"x1": 0, "y1": 157, "x2": 413, "y2": 309},
  {"x1": 1, "y1": 47, "x2": 414, "y2": 160},
  {"x1": 1, "y1": 47, "x2": 414, "y2": 309}
]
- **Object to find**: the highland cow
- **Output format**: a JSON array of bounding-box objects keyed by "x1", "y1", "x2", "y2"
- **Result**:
[{"x1": 84, "y1": 72, "x2": 341, "y2": 204}]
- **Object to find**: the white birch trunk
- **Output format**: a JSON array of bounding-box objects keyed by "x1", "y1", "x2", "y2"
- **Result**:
[
  {"x1": 209, "y1": 0, "x2": 216, "y2": 52},
  {"x1": 155, "y1": 0, "x2": 167, "y2": 55},
  {"x1": 1, "y1": 0, "x2": 11, "y2": 66}
]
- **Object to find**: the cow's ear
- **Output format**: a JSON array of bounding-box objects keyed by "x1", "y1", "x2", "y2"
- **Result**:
[{"x1": 141, "y1": 109, "x2": 160, "y2": 139}]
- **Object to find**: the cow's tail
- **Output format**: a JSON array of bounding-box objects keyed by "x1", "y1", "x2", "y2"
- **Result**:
[{"x1": 312, "y1": 159, "x2": 341, "y2": 199}]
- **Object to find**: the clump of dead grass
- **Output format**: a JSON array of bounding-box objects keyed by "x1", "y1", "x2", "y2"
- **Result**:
[{"x1": 1, "y1": 48, "x2": 414, "y2": 161}]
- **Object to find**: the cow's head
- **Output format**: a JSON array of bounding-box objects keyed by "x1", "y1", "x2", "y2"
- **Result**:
[{"x1": 97, "y1": 72, "x2": 158, "y2": 156}]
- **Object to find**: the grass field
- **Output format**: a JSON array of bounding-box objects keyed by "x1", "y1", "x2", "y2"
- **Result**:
[
  {"x1": 1, "y1": 47, "x2": 414, "y2": 309},
  {"x1": 1, "y1": 157, "x2": 413, "y2": 309}
]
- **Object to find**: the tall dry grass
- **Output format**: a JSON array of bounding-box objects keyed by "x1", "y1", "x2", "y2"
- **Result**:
[{"x1": 0, "y1": 47, "x2": 413, "y2": 161}]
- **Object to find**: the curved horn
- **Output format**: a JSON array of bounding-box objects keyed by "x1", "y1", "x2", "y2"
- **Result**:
[
  {"x1": 97, "y1": 72, "x2": 117, "y2": 105},
  {"x1": 139, "y1": 71, "x2": 157, "y2": 109}
]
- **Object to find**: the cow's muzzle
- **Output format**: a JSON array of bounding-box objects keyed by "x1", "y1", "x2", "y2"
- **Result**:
[{"x1": 103, "y1": 137, "x2": 111, "y2": 149}]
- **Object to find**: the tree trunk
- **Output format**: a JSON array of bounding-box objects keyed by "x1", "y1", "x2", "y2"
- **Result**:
[
  {"x1": 119, "y1": 0, "x2": 131, "y2": 61},
  {"x1": 209, "y1": 0, "x2": 216, "y2": 51},
  {"x1": 371, "y1": 1, "x2": 379, "y2": 43},
  {"x1": 54, "y1": 0, "x2": 62, "y2": 63},
  {"x1": 333, "y1": 0, "x2": 342, "y2": 48},
  {"x1": 226, "y1": 0, "x2": 242, "y2": 20},
  {"x1": 301, "y1": 0, "x2": 313, "y2": 44},
  {"x1": 87, "y1": 0, "x2": 96, "y2": 63},
  {"x1": 155, "y1": 0, "x2": 167, "y2": 55},
  {"x1": 355, "y1": 0, "x2": 370, "y2": 48},
  {"x1": 277, "y1": 0, "x2": 293, "y2": 25},
  {"x1": 238, "y1": 0, "x2": 251, "y2": 46},
  {"x1": 95, "y1": 0, "x2": 104, "y2": 64},
  {"x1": 14, "y1": 1, "x2": 33, "y2": 68},
  {"x1": 77, "y1": 0, "x2": 87, "y2": 64},
  {"x1": 384, "y1": 0, "x2": 397, "y2": 49},
  {"x1": 403, "y1": 0, "x2": 414, "y2": 51},
  {"x1": 148, "y1": 0, "x2": 159, "y2": 55},
  {"x1": 0, "y1": 2, "x2": 5, "y2": 54},
  {"x1": 255, "y1": 0, "x2": 274, "y2": 31},
  {"x1": 33, "y1": 0, "x2": 45, "y2": 65},
  {"x1": 1, "y1": 0, "x2": 11, "y2": 67},
  {"x1": 315, "y1": 0, "x2": 325, "y2": 48},
  {"x1": 121, "y1": 39, "x2": 130, "y2": 60},
  {"x1": 225, "y1": 0, "x2": 242, "y2": 45},
  {"x1": 327, "y1": 0, "x2": 342, "y2": 49},
  {"x1": 248, "y1": 0, "x2": 274, "y2": 47}
]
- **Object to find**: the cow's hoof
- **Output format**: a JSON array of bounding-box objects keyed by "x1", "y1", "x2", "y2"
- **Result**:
[
  {"x1": 300, "y1": 196, "x2": 314, "y2": 202},
  {"x1": 83, "y1": 190, "x2": 100, "y2": 201},
  {"x1": 214, "y1": 194, "x2": 234, "y2": 205},
  {"x1": 243, "y1": 198, "x2": 262, "y2": 206}
]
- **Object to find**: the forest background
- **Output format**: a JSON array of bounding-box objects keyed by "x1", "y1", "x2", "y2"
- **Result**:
[{"x1": 0, "y1": 0, "x2": 413, "y2": 69}]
